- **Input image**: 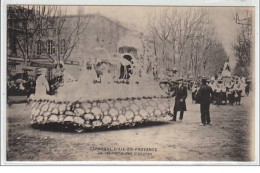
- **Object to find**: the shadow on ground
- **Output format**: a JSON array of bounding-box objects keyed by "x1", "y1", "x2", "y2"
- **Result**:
[{"x1": 31, "y1": 121, "x2": 171, "y2": 134}]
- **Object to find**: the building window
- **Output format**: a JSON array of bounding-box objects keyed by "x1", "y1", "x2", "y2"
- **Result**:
[
  {"x1": 9, "y1": 33, "x2": 17, "y2": 55},
  {"x1": 36, "y1": 41, "x2": 42, "y2": 55},
  {"x1": 46, "y1": 40, "x2": 55, "y2": 55},
  {"x1": 60, "y1": 39, "x2": 65, "y2": 54}
]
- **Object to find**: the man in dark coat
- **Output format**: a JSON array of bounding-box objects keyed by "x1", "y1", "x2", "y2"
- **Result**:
[
  {"x1": 196, "y1": 77, "x2": 213, "y2": 126},
  {"x1": 171, "y1": 78, "x2": 188, "y2": 122}
]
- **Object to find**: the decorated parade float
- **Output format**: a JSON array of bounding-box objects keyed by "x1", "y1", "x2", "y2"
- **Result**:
[
  {"x1": 28, "y1": 33, "x2": 174, "y2": 130},
  {"x1": 207, "y1": 58, "x2": 248, "y2": 105}
]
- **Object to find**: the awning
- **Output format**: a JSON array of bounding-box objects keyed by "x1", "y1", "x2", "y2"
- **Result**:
[
  {"x1": 22, "y1": 66, "x2": 34, "y2": 71},
  {"x1": 8, "y1": 57, "x2": 24, "y2": 62},
  {"x1": 30, "y1": 59, "x2": 54, "y2": 64},
  {"x1": 29, "y1": 60, "x2": 54, "y2": 68}
]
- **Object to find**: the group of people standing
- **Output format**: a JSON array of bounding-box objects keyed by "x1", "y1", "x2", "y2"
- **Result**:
[
  {"x1": 170, "y1": 77, "x2": 219, "y2": 126},
  {"x1": 170, "y1": 74, "x2": 250, "y2": 126},
  {"x1": 7, "y1": 71, "x2": 36, "y2": 97},
  {"x1": 191, "y1": 76, "x2": 249, "y2": 106}
]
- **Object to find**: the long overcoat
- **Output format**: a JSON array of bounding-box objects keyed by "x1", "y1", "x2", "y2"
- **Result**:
[
  {"x1": 196, "y1": 84, "x2": 213, "y2": 105},
  {"x1": 173, "y1": 85, "x2": 188, "y2": 111}
]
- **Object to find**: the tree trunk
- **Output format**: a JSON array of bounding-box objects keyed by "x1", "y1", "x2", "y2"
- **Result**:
[
  {"x1": 153, "y1": 39, "x2": 157, "y2": 56},
  {"x1": 203, "y1": 61, "x2": 206, "y2": 76},
  {"x1": 57, "y1": 29, "x2": 60, "y2": 64},
  {"x1": 194, "y1": 54, "x2": 198, "y2": 79}
]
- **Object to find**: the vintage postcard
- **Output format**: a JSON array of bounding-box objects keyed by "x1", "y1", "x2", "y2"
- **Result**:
[{"x1": 1, "y1": 0, "x2": 259, "y2": 165}]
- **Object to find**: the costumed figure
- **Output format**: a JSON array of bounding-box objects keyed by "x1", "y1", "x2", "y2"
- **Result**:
[
  {"x1": 222, "y1": 59, "x2": 232, "y2": 77},
  {"x1": 215, "y1": 80, "x2": 222, "y2": 105},
  {"x1": 234, "y1": 81, "x2": 243, "y2": 105},
  {"x1": 226, "y1": 81, "x2": 235, "y2": 105},
  {"x1": 101, "y1": 65, "x2": 114, "y2": 84},
  {"x1": 208, "y1": 79, "x2": 216, "y2": 103},
  {"x1": 191, "y1": 82, "x2": 199, "y2": 104},
  {"x1": 35, "y1": 69, "x2": 50, "y2": 97}
]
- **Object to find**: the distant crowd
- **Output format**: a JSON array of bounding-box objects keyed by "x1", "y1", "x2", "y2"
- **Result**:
[{"x1": 190, "y1": 75, "x2": 250, "y2": 106}]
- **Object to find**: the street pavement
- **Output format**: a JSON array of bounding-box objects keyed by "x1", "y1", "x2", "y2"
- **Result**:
[{"x1": 6, "y1": 93, "x2": 255, "y2": 161}]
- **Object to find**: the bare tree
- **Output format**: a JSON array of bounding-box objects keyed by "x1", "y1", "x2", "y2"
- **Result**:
[
  {"x1": 168, "y1": 9, "x2": 208, "y2": 65},
  {"x1": 147, "y1": 8, "x2": 175, "y2": 66},
  {"x1": 7, "y1": 5, "x2": 58, "y2": 65},
  {"x1": 189, "y1": 19, "x2": 215, "y2": 77},
  {"x1": 233, "y1": 9, "x2": 253, "y2": 76},
  {"x1": 145, "y1": 7, "x2": 227, "y2": 78},
  {"x1": 39, "y1": 7, "x2": 93, "y2": 64},
  {"x1": 205, "y1": 41, "x2": 228, "y2": 76}
]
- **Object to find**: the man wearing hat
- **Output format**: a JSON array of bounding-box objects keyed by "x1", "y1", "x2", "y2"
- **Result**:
[
  {"x1": 171, "y1": 77, "x2": 188, "y2": 122},
  {"x1": 196, "y1": 77, "x2": 213, "y2": 126}
]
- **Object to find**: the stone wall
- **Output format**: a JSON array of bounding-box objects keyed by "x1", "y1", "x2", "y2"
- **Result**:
[{"x1": 30, "y1": 96, "x2": 174, "y2": 129}]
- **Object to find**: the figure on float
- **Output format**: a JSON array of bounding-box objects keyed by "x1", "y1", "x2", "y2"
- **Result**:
[
  {"x1": 35, "y1": 68, "x2": 49, "y2": 97},
  {"x1": 222, "y1": 58, "x2": 232, "y2": 77}
]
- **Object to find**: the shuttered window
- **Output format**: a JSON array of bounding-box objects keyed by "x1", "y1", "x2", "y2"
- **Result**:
[
  {"x1": 60, "y1": 39, "x2": 65, "y2": 55},
  {"x1": 36, "y1": 41, "x2": 42, "y2": 55},
  {"x1": 46, "y1": 40, "x2": 55, "y2": 55}
]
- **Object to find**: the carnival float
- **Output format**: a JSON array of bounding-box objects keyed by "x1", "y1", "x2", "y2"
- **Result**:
[{"x1": 28, "y1": 33, "x2": 175, "y2": 130}]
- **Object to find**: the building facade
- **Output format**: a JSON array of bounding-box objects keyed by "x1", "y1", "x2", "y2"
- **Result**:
[{"x1": 7, "y1": 6, "x2": 130, "y2": 80}]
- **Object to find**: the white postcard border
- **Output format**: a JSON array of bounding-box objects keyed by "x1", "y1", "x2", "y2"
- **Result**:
[{"x1": 1, "y1": 0, "x2": 259, "y2": 166}]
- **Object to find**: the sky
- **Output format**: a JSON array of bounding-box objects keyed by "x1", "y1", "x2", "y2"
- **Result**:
[{"x1": 65, "y1": 6, "x2": 254, "y2": 70}]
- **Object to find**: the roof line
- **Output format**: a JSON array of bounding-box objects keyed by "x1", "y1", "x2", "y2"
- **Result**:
[{"x1": 66, "y1": 13, "x2": 130, "y2": 31}]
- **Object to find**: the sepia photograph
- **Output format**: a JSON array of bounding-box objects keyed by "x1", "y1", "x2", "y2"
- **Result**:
[{"x1": 1, "y1": 0, "x2": 259, "y2": 165}]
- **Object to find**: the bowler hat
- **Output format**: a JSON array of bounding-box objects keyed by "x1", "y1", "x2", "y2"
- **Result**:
[{"x1": 202, "y1": 77, "x2": 207, "y2": 83}]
